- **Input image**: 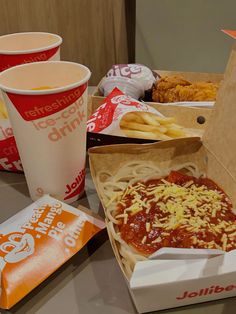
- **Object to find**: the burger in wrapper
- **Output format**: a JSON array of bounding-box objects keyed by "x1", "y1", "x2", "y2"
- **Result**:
[{"x1": 99, "y1": 64, "x2": 157, "y2": 99}]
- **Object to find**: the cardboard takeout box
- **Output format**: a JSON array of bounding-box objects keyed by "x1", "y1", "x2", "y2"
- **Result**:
[
  {"x1": 88, "y1": 42, "x2": 236, "y2": 313},
  {"x1": 87, "y1": 87, "x2": 213, "y2": 149},
  {"x1": 91, "y1": 69, "x2": 223, "y2": 107},
  {"x1": 88, "y1": 69, "x2": 223, "y2": 148}
]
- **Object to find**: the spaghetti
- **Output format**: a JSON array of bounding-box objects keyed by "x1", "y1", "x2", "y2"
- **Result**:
[{"x1": 97, "y1": 161, "x2": 236, "y2": 278}]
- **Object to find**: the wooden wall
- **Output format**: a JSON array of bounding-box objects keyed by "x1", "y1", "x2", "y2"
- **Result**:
[{"x1": 0, "y1": 0, "x2": 133, "y2": 85}]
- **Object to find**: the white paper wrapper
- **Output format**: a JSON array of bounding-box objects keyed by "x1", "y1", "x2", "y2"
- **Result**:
[
  {"x1": 87, "y1": 87, "x2": 163, "y2": 137},
  {"x1": 105, "y1": 63, "x2": 156, "y2": 91}
]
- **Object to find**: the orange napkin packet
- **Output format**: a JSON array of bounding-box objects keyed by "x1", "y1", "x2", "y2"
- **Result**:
[{"x1": 0, "y1": 195, "x2": 105, "y2": 309}]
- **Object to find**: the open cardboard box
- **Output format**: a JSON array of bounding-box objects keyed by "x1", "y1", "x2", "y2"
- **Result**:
[
  {"x1": 88, "y1": 66, "x2": 223, "y2": 148},
  {"x1": 88, "y1": 41, "x2": 236, "y2": 312},
  {"x1": 91, "y1": 70, "x2": 223, "y2": 109}
]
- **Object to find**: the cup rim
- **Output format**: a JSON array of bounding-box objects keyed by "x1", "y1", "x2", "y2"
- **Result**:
[
  {"x1": 0, "y1": 61, "x2": 91, "y2": 95},
  {"x1": 0, "y1": 32, "x2": 63, "y2": 55}
]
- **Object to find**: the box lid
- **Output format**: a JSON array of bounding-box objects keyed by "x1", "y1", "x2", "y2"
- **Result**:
[{"x1": 203, "y1": 41, "x2": 236, "y2": 180}]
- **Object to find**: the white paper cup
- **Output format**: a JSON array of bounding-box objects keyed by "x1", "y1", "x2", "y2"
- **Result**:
[
  {"x1": 0, "y1": 32, "x2": 62, "y2": 71},
  {"x1": 99, "y1": 76, "x2": 145, "y2": 99},
  {"x1": 0, "y1": 61, "x2": 91, "y2": 203}
]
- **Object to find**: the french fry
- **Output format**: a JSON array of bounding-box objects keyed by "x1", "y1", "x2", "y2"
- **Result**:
[
  {"x1": 119, "y1": 110, "x2": 192, "y2": 141},
  {"x1": 121, "y1": 129, "x2": 171, "y2": 141},
  {"x1": 120, "y1": 120, "x2": 167, "y2": 133},
  {"x1": 165, "y1": 128, "x2": 187, "y2": 138},
  {"x1": 154, "y1": 116, "x2": 176, "y2": 125},
  {"x1": 140, "y1": 112, "x2": 161, "y2": 126},
  {"x1": 0, "y1": 99, "x2": 8, "y2": 119},
  {"x1": 122, "y1": 112, "x2": 146, "y2": 124},
  {"x1": 0, "y1": 112, "x2": 5, "y2": 119},
  {"x1": 168, "y1": 123, "x2": 183, "y2": 129}
]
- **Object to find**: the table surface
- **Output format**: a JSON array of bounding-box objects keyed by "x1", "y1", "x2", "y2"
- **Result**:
[
  {"x1": 1, "y1": 89, "x2": 236, "y2": 314},
  {"x1": 1, "y1": 168, "x2": 236, "y2": 314}
]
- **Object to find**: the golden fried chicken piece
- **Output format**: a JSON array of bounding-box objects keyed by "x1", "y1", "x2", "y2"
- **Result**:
[
  {"x1": 152, "y1": 76, "x2": 190, "y2": 102},
  {"x1": 152, "y1": 75, "x2": 219, "y2": 103},
  {"x1": 155, "y1": 76, "x2": 190, "y2": 90}
]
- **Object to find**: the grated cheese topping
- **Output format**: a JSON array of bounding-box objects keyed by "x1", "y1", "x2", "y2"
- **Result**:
[{"x1": 115, "y1": 172, "x2": 236, "y2": 253}]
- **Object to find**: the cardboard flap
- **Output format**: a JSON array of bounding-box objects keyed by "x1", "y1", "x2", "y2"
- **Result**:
[
  {"x1": 130, "y1": 250, "x2": 236, "y2": 289},
  {"x1": 149, "y1": 247, "x2": 224, "y2": 260},
  {"x1": 203, "y1": 42, "x2": 236, "y2": 180}
]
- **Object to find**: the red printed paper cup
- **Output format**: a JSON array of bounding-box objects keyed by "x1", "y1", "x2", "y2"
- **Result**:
[
  {"x1": 0, "y1": 33, "x2": 62, "y2": 172},
  {"x1": 0, "y1": 61, "x2": 91, "y2": 203},
  {"x1": 0, "y1": 32, "x2": 62, "y2": 71}
]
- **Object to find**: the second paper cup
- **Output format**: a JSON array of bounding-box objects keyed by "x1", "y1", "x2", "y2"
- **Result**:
[
  {"x1": 0, "y1": 32, "x2": 63, "y2": 172},
  {"x1": 0, "y1": 61, "x2": 91, "y2": 203},
  {"x1": 0, "y1": 32, "x2": 62, "y2": 71}
]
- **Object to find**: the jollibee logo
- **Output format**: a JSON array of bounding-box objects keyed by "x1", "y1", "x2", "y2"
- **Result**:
[
  {"x1": 176, "y1": 284, "x2": 236, "y2": 300},
  {"x1": 64, "y1": 169, "x2": 85, "y2": 200},
  {"x1": 0, "y1": 232, "x2": 34, "y2": 264},
  {"x1": 111, "y1": 95, "x2": 132, "y2": 105},
  {"x1": 111, "y1": 94, "x2": 148, "y2": 110}
]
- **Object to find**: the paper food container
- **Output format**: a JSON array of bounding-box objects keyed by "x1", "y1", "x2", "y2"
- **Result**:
[
  {"x1": 88, "y1": 41, "x2": 236, "y2": 313},
  {"x1": 91, "y1": 70, "x2": 223, "y2": 109},
  {"x1": 87, "y1": 90, "x2": 212, "y2": 149}
]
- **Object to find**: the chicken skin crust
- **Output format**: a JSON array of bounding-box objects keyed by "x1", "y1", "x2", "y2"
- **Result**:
[{"x1": 152, "y1": 75, "x2": 219, "y2": 103}]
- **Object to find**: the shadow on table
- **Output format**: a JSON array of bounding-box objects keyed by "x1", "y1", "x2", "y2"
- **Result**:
[
  {"x1": 9, "y1": 180, "x2": 30, "y2": 198},
  {"x1": 74, "y1": 238, "x2": 138, "y2": 314},
  {"x1": 77, "y1": 240, "x2": 236, "y2": 314},
  {"x1": 0, "y1": 171, "x2": 29, "y2": 198},
  {"x1": 156, "y1": 296, "x2": 236, "y2": 314}
]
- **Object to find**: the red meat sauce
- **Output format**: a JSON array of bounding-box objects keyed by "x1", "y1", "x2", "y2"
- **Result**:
[{"x1": 116, "y1": 171, "x2": 236, "y2": 256}]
